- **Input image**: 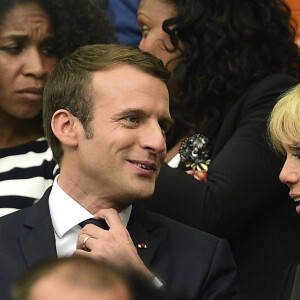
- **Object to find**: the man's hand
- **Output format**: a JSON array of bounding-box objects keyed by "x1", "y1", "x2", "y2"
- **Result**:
[{"x1": 74, "y1": 208, "x2": 154, "y2": 280}]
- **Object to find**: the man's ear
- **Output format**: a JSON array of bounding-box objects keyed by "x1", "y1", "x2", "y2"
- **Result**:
[{"x1": 51, "y1": 109, "x2": 79, "y2": 147}]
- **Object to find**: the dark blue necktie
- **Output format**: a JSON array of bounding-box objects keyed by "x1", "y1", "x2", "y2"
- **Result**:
[{"x1": 79, "y1": 218, "x2": 109, "y2": 230}]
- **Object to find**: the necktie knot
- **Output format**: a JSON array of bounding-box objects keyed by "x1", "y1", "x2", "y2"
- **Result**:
[{"x1": 79, "y1": 218, "x2": 109, "y2": 230}]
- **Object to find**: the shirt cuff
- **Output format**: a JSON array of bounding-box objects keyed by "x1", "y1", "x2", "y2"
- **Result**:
[{"x1": 153, "y1": 277, "x2": 163, "y2": 288}]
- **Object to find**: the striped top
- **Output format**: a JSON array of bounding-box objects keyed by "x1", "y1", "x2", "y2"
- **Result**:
[{"x1": 0, "y1": 137, "x2": 58, "y2": 216}]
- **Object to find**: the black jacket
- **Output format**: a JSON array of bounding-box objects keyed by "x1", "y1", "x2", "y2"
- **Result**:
[
  {"x1": 0, "y1": 187, "x2": 239, "y2": 300},
  {"x1": 141, "y1": 74, "x2": 300, "y2": 300}
]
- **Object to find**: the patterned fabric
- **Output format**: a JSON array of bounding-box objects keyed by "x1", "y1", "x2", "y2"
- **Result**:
[{"x1": 0, "y1": 137, "x2": 58, "y2": 215}]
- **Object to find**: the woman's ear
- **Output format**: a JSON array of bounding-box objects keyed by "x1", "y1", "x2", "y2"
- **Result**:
[{"x1": 51, "y1": 109, "x2": 79, "y2": 147}]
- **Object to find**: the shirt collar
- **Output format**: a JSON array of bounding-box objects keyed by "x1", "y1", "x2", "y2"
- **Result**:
[
  {"x1": 168, "y1": 153, "x2": 181, "y2": 168},
  {"x1": 49, "y1": 176, "x2": 132, "y2": 238}
]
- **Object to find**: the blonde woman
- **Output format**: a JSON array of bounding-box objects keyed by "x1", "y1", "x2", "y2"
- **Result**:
[
  {"x1": 269, "y1": 83, "x2": 300, "y2": 215},
  {"x1": 268, "y1": 83, "x2": 300, "y2": 300}
]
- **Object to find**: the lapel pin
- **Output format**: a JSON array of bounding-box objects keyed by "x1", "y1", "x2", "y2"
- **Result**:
[{"x1": 138, "y1": 243, "x2": 147, "y2": 249}]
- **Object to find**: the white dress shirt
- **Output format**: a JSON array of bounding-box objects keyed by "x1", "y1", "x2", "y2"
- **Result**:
[
  {"x1": 49, "y1": 176, "x2": 132, "y2": 258},
  {"x1": 167, "y1": 153, "x2": 180, "y2": 168}
]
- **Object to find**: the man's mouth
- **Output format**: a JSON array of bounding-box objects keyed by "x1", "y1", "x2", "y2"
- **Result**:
[
  {"x1": 133, "y1": 163, "x2": 154, "y2": 170},
  {"x1": 129, "y1": 160, "x2": 158, "y2": 172}
]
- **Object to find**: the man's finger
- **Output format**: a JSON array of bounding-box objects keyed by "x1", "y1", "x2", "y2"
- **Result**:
[{"x1": 93, "y1": 208, "x2": 123, "y2": 229}]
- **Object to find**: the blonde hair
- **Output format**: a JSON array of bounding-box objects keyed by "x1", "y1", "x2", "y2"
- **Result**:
[{"x1": 268, "y1": 83, "x2": 300, "y2": 154}]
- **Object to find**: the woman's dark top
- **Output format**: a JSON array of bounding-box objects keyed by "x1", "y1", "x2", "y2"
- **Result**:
[{"x1": 141, "y1": 74, "x2": 300, "y2": 300}]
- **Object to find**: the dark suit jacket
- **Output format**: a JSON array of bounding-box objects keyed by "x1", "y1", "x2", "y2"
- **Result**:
[
  {"x1": 141, "y1": 74, "x2": 300, "y2": 300},
  {"x1": 0, "y1": 188, "x2": 239, "y2": 300}
]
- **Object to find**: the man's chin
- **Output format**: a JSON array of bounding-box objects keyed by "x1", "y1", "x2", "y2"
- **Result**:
[{"x1": 130, "y1": 187, "x2": 155, "y2": 202}]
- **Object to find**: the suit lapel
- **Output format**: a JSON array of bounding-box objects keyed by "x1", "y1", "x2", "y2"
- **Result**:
[
  {"x1": 19, "y1": 187, "x2": 57, "y2": 267},
  {"x1": 18, "y1": 191, "x2": 168, "y2": 268},
  {"x1": 127, "y1": 204, "x2": 167, "y2": 267}
]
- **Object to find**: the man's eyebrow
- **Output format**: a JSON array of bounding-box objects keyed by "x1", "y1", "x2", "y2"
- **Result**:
[
  {"x1": 113, "y1": 108, "x2": 173, "y2": 125},
  {"x1": 113, "y1": 109, "x2": 146, "y2": 119}
]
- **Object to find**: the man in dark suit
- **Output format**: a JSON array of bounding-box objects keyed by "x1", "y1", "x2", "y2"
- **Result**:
[{"x1": 0, "y1": 44, "x2": 239, "y2": 300}]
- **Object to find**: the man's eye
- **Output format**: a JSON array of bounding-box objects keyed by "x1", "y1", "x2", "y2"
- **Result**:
[
  {"x1": 159, "y1": 120, "x2": 172, "y2": 135},
  {"x1": 125, "y1": 116, "x2": 139, "y2": 123}
]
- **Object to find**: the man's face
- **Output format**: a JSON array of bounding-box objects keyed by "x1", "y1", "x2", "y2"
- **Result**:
[{"x1": 75, "y1": 65, "x2": 172, "y2": 207}]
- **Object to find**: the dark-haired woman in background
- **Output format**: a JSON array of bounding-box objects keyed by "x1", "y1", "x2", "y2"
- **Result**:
[
  {"x1": 0, "y1": 0, "x2": 114, "y2": 216},
  {"x1": 137, "y1": 0, "x2": 300, "y2": 299}
]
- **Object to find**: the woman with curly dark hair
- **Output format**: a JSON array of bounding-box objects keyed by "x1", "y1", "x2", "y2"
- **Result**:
[
  {"x1": 0, "y1": 0, "x2": 114, "y2": 216},
  {"x1": 137, "y1": 0, "x2": 300, "y2": 298}
]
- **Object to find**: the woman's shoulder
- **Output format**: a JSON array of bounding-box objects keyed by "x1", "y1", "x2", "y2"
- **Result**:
[
  {"x1": 244, "y1": 74, "x2": 298, "y2": 100},
  {"x1": 280, "y1": 258, "x2": 300, "y2": 300},
  {"x1": 234, "y1": 73, "x2": 299, "y2": 112},
  {"x1": 257, "y1": 73, "x2": 298, "y2": 87},
  {"x1": 0, "y1": 137, "x2": 49, "y2": 158}
]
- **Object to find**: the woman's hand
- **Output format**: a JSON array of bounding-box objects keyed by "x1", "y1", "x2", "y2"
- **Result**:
[{"x1": 186, "y1": 170, "x2": 208, "y2": 182}]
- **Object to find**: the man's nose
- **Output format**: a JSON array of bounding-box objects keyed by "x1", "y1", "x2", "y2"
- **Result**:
[{"x1": 140, "y1": 122, "x2": 166, "y2": 154}]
